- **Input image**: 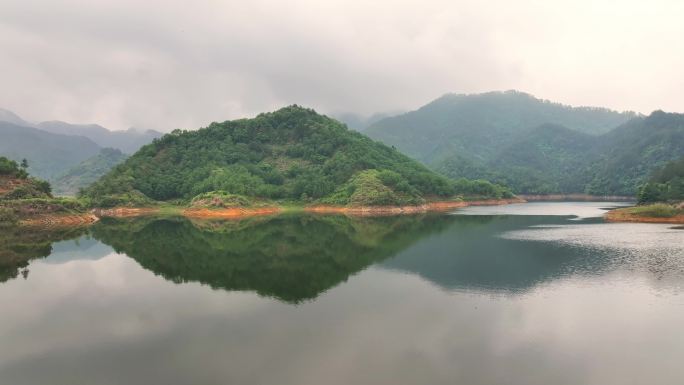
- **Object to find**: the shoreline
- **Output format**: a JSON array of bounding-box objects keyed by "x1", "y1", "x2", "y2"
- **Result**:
[
  {"x1": 304, "y1": 198, "x2": 525, "y2": 216},
  {"x1": 182, "y1": 207, "x2": 282, "y2": 218},
  {"x1": 519, "y1": 194, "x2": 635, "y2": 202},
  {"x1": 604, "y1": 208, "x2": 684, "y2": 224},
  {"x1": 26, "y1": 197, "x2": 526, "y2": 224},
  {"x1": 19, "y1": 213, "x2": 100, "y2": 228}
]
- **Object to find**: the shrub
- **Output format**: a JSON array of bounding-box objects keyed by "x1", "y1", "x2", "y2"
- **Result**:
[
  {"x1": 190, "y1": 191, "x2": 252, "y2": 208},
  {"x1": 630, "y1": 204, "x2": 682, "y2": 218},
  {"x1": 0, "y1": 207, "x2": 18, "y2": 225}
]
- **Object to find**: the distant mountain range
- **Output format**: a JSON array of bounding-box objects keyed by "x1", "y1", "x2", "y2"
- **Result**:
[
  {"x1": 365, "y1": 91, "x2": 683, "y2": 195},
  {"x1": 52, "y1": 148, "x2": 128, "y2": 196},
  {"x1": 3, "y1": 91, "x2": 683, "y2": 199},
  {"x1": 0, "y1": 108, "x2": 162, "y2": 193},
  {"x1": 36, "y1": 121, "x2": 161, "y2": 154},
  {"x1": 0, "y1": 121, "x2": 102, "y2": 180}
]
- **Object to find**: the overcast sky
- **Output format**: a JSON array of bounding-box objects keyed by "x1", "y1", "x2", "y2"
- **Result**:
[{"x1": 0, "y1": 0, "x2": 682, "y2": 131}]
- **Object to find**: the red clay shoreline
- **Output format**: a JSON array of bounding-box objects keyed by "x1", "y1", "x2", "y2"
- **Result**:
[
  {"x1": 182, "y1": 207, "x2": 282, "y2": 218},
  {"x1": 19, "y1": 213, "x2": 99, "y2": 228},
  {"x1": 304, "y1": 198, "x2": 525, "y2": 216},
  {"x1": 87, "y1": 198, "x2": 526, "y2": 220},
  {"x1": 519, "y1": 194, "x2": 635, "y2": 202},
  {"x1": 15, "y1": 198, "x2": 526, "y2": 226},
  {"x1": 604, "y1": 209, "x2": 684, "y2": 224}
]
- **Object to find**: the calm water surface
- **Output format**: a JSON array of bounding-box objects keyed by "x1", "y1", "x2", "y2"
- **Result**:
[{"x1": 0, "y1": 202, "x2": 683, "y2": 385}]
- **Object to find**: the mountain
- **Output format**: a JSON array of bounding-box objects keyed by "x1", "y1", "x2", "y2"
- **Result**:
[
  {"x1": 583, "y1": 111, "x2": 684, "y2": 195},
  {"x1": 37, "y1": 121, "x2": 162, "y2": 154},
  {"x1": 52, "y1": 148, "x2": 128, "y2": 196},
  {"x1": 0, "y1": 108, "x2": 160, "y2": 185},
  {"x1": 365, "y1": 90, "x2": 637, "y2": 164},
  {"x1": 0, "y1": 121, "x2": 101, "y2": 180},
  {"x1": 0, "y1": 108, "x2": 32, "y2": 127},
  {"x1": 83, "y1": 106, "x2": 510, "y2": 207},
  {"x1": 365, "y1": 91, "x2": 682, "y2": 195},
  {"x1": 435, "y1": 112, "x2": 684, "y2": 195},
  {"x1": 333, "y1": 112, "x2": 395, "y2": 131},
  {"x1": 637, "y1": 155, "x2": 684, "y2": 203}
]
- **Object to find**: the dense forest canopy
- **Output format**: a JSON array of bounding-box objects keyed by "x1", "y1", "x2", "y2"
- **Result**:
[
  {"x1": 83, "y1": 106, "x2": 511, "y2": 207},
  {"x1": 364, "y1": 90, "x2": 636, "y2": 164},
  {"x1": 0, "y1": 156, "x2": 28, "y2": 179},
  {"x1": 638, "y1": 156, "x2": 684, "y2": 203},
  {"x1": 366, "y1": 92, "x2": 682, "y2": 196}
]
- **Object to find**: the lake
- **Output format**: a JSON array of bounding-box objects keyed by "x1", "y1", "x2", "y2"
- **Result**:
[{"x1": 0, "y1": 202, "x2": 683, "y2": 385}]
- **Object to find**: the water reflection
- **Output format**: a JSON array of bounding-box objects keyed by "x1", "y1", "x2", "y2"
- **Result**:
[
  {"x1": 90, "y1": 214, "x2": 456, "y2": 303},
  {"x1": 1, "y1": 205, "x2": 683, "y2": 385},
  {"x1": 0, "y1": 226, "x2": 88, "y2": 283},
  {"x1": 3, "y1": 211, "x2": 682, "y2": 299}
]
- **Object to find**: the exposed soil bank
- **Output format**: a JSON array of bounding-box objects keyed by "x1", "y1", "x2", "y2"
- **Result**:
[
  {"x1": 11, "y1": 198, "x2": 524, "y2": 226},
  {"x1": 91, "y1": 207, "x2": 161, "y2": 217},
  {"x1": 182, "y1": 207, "x2": 282, "y2": 218},
  {"x1": 605, "y1": 208, "x2": 684, "y2": 224},
  {"x1": 519, "y1": 194, "x2": 635, "y2": 202},
  {"x1": 305, "y1": 198, "x2": 525, "y2": 216},
  {"x1": 19, "y1": 213, "x2": 99, "y2": 228}
]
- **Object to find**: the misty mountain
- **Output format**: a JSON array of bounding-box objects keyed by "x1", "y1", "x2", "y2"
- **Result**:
[
  {"x1": 434, "y1": 112, "x2": 684, "y2": 195},
  {"x1": 365, "y1": 90, "x2": 637, "y2": 164},
  {"x1": 333, "y1": 112, "x2": 396, "y2": 131},
  {"x1": 37, "y1": 121, "x2": 162, "y2": 154},
  {"x1": 52, "y1": 148, "x2": 128, "y2": 196},
  {"x1": 0, "y1": 121, "x2": 101, "y2": 179},
  {"x1": 0, "y1": 108, "x2": 162, "y2": 154},
  {"x1": 0, "y1": 108, "x2": 32, "y2": 127},
  {"x1": 0, "y1": 108, "x2": 161, "y2": 185},
  {"x1": 365, "y1": 91, "x2": 682, "y2": 196},
  {"x1": 583, "y1": 111, "x2": 684, "y2": 195}
]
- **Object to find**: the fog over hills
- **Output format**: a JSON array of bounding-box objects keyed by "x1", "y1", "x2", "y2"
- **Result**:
[{"x1": 0, "y1": 108, "x2": 161, "y2": 189}]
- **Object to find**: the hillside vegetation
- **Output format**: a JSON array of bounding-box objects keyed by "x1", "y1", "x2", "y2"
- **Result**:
[
  {"x1": 52, "y1": 148, "x2": 128, "y2": 196},
  {"x1": 0, "y1": 156, "x2": 86, "y2": 225},
  {"x1": 637, "y1": 156, "x2": 684, "y2": 204},
  {"x1": 365, "y1": 90, "x2": 635, "y2": 164},
  {"x1": 82, "y1": 106, "x2": 511, "y2": 207},
  {"x1": 366, "y1": 91, "x2": 682, "y2": 196}
]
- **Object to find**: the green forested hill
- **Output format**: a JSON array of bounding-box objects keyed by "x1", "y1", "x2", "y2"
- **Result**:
[
  {"x1": 53, "y1": 148, "x2": 128, "y2": 196},
  {"x1": 366, "y1": 91, "x2": 682, "y2": 196},
  {"x1": 0, "y1": 121, "x2": 101, "y2": 179},
  {"x1": 582, "y1": 111, "x2": 684, "y2": 195},
  {"x1": 436, "y1": 112, "x2": 684, "y2": 195},
  {"x1": 84, "y1": 106, "x2": 511, "y2": 207},
  {"x1": 365, "y1": 90, "x2": 636, "y2": 164},
  {"x1": 637, "y1": 155, "x2": 684, "y2": 203}
]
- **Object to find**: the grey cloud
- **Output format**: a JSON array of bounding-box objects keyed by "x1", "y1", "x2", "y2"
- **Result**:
[{"x1": 0, "y1": 0, "x2": 682, "y2": 131}]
